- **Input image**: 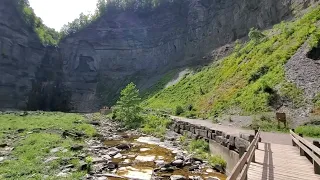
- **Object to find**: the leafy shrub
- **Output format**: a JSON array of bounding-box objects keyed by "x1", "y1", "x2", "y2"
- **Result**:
[
  {"x1": 189, "y1": 139, "x2": 209, "y2": 152},
  {"x1": 141, "y1": 114, "x2": 171, "y2": 138},
  {"x1": 114, "y1": 82, "x2": 142, "y2": 128},
  {"x1": 248, "y1": 28, "x2": 266, "y2": 43},
  {"x1": 280, "y1": 82, "x2": 304, "y2": 108},
  {"x1": 248, "y1": 66, "x2": 269, "y2": 83},
  {"x1": 209, "y1": 155, "x2": 227, "y2": 169},
  {"x1": 295, "y1": 125, "x2": 320, "y2": 138},
  {"x1": 175, "y1": 105, "x2": 184, "y2": 115},
  {"x1": 188, "y1": 139, "x2": 227, "y2": 169},
  {"x1": 250, "y1": 115, "x2": 289, "y2": 132}
]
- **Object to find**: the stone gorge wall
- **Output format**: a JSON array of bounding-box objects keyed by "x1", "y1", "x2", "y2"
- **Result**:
[
  {"x1": 60, "y1": 0, "x2": 315, "y2": 112},
  {"x1": 0, "y1": 0, "x2": 68, "y2": 111},
  {"x1": 0, "y1": 0, "x2": 46, "y2": 110},
  {"x1": 0, "y1": 0, "x2": 317, "y2": 111}
]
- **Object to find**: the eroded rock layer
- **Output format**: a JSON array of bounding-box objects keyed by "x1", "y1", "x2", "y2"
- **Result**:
[{"x1": 0, "y1": 0, "x2": 316, "y2": 111}]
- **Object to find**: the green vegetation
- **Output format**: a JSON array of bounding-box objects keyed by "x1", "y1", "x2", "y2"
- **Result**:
[
  {"x1": 175, "y1": 105, "x2": 184, "y2": 115},
  {"x1": 295, "y1": 125, "x2": 320, "y2": 138},
  {"x1": 248, "y1": 28, "x2": 266, "y2": 44},
  {"x1": 141, "y1": 114, "x2": 171, "y2": 138},
  {"x1": 250, "y1": 115, "x2": 289, "y2": 133},
  {"x1": 141, "y1": 70, "x2": 179, "y2": 100},
  {"x1": 313, "y1": 94, "x2": 320, "y2": 114},
  {"x1": 145, "y1": 6, "x2": 320, "y2": 118},
  {"x1": 295, "y1": 118, "x2": 320, "y2": 138},
  {"x1": 114, "y1": 82, "x2": 142, "y2": 128},
  {"x1": 188, "y1": 139, "x2": 226, "y2": 169},
  {"x1": 280, "y1": 82, "x2": 305, "y2": 108},
  {"x1": 0, "y1": 112, "x2": 96, "y2": 179},
  {"x1": 14, "y1": 0, "x2": 60, "y2": 45}
]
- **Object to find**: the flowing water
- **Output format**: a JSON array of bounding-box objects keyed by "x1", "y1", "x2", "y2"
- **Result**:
[{"x1": 104, "y1": 135, "x2": 227, "y2": 180}]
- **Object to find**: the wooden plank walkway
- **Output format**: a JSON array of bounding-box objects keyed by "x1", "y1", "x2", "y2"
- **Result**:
[{"x1": 248, "y1": 142, "x2": 320, "y2": 180}]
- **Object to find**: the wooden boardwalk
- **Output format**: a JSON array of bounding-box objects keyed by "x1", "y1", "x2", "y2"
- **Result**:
[{"x1": 248, "y1": 142, "x2": 320, "y2": 180}]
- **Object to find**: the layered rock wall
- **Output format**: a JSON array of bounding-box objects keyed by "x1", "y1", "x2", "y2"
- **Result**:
[
  {"x1": 0, "y1": 0, "x2": 317, "y2": 112},
  {"x1": 61, "y1": 0, "x2": 314, "y2": 111}
]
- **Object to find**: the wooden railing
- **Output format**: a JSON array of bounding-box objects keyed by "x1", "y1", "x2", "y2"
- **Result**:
[
  {"x1": 227, "y1": 129, "x2": 260, "y2": 180},
  {"x1": 290, "y1": 130, "x2": 320, "y2": 174}
]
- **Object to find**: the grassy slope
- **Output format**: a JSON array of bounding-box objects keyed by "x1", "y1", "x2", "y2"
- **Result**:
[
  {"x1": 144, "y1": 6, "x2": 320, "y2": 118},
  {"x1": 0, "y1": 112, "x2": 96, "y2": 179}
]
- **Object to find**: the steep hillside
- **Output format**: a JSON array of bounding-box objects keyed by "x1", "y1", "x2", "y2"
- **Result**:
[
  {"x1": 58, "y1": 0, "x2": 314, "y2": 112},
  {"x1": 144, "y1": 5, "x2": 320, "y2": 118},
  {"x1": 0, "y1": 0, "x2": 318, "y2": 112}
]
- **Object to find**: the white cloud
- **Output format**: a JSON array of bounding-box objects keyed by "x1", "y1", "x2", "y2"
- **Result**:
[{"x1": 28, "y1": 0, "x2": 98, "y2": 31}]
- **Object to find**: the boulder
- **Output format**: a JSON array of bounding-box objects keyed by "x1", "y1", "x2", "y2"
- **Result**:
[
  {"x1": 170, "y1": 175, "x2": 187, "y2": 180},
  {"x1": 171, "y1": 159, "x2": 184, "y2": 167},
  {"x1": 206, "y1": 177, "x2": 220, "y2": 180},
  {"x1": 106, "y1": 162, "x2": 118, "y2": 170},
  {"x1": 0, "y1": 143, "x2": 7, "y2": 148},
  {"x1": 116, "y1": 144, "x2": 130, "y2": 150},
  {"x1": 88, "y1": 121, "x2": 101, "y2": 126},
  {"x1": 70, "y1": 145, "x2": 84, "y2": 151},
  {"x1": 189, "y1": 176, "x2": 203, "y2": 180},
  {"x1": 235, "y1": 137, "x2": 250, "y2": 150},
  {"x1": 189, "y1": 165, "x2": 199, "y2": 171}
]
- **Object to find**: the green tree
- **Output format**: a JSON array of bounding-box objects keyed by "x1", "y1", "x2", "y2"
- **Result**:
[{"x1": 115, "y1": 82, "x2": 142, "y2": 128}]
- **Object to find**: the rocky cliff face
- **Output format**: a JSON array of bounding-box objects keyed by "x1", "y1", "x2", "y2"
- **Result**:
[
  {"x1": 0, "y1": 0, "x2": 68, "y2": 111},
  {"x1": 61, "y1": 0, "x2": 315, "y2": 112},
  {"x1": 0, "y1": 0, "x2": 316, "y2": 112},
  {"x1": 0, "y1": 0, "x2": 45, "y2": 110}
]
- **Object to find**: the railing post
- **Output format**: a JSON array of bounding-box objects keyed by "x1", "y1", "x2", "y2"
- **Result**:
[
  {"x1": 313, "y1": 141, "x2": 320, "y2": 175},
  {"x1": 313, "y1": 141, "x2": 320, "y2": 148},
  {"x1": 291, "y1": 129, "x2": 296, "y2": 146},
  {"x1": 299, "y1": 133, "x2": 305, "y2": 156},
  {"x1": 254, "y1": 130, "x2": 259, "y2": 149}
]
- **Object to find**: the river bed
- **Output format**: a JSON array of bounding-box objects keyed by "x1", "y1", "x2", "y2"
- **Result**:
[{"x1": 102, "y1": 134, "x2": 227, "y2": 180}]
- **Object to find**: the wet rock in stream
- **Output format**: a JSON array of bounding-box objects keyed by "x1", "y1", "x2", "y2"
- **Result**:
[{"x1": 83, "y1": 114, "x2": 226, "y2": 180}]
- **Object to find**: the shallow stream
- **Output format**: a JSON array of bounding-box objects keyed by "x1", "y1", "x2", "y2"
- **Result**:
[{"x1": 104, "y1": 135, "x2": 227, "y2": 180}]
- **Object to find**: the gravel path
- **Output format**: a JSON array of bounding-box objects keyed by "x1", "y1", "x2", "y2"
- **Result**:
[{"x1": 171, "y1": 116, "x2": 319, "y2": 145}]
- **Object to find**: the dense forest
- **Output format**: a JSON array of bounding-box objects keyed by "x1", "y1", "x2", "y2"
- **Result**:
[{"x1": 14, "y1": 0, "x2": 178, "y2": 45}]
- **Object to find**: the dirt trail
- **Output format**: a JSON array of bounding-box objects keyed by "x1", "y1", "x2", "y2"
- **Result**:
[{"x1": 171, "y1": 116, "x2": 318, "y2": 145}]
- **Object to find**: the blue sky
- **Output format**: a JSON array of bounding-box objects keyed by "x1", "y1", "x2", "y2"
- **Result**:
[{"x1": 29, "y1": 0, "x2": 98, "y2": 31}]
